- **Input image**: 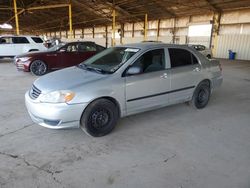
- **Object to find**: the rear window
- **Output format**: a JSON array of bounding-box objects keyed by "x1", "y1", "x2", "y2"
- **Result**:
[
  {"x1": 31, "y1": 37, "x2": 43, "y2": 43},
  {"x1": 96, "y1": 45, "x2": 106, "y2": 52},
  {"x1": 193, "y1": 45, "x2": 205, "y2": 51},
  {"x1": 85, "y1": 43, "x2": 97, "y2": 52},
  {"x1": 13, "y1": 37, "x2": 29, "y2": 44}
]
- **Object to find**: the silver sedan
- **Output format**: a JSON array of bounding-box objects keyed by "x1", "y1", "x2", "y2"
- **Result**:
[{"x1": 25, "y1": 42, "x2": 222, "y2": 137}]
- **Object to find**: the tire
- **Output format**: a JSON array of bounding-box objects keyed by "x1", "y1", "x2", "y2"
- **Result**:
[
  {"x1": 80, "y1": 99, "x2": 119, "y2": 137},
  {"x1": 190, "y1": 81, "x2": 210, "y2": 109},
  {"x1": 30, "y1": 60, "x2": 47, "y2": 76}
]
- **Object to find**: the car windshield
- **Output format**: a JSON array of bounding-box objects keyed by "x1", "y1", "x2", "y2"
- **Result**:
[
  {"x1": 47, "y1": 43, "x2": 65, "y2": 51},
  {"x1": 78, "y1": 47, "x2": 139, "y2": 74}
]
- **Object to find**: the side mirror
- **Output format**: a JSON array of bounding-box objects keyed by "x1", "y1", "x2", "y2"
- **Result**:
[{"x1": 126, "y1": 66, "x2": 142, "y2": 76}]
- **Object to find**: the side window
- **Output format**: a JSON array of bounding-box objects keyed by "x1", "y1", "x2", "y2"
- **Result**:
[
  {"x1": 169, "y1": 48, "x2": 193, "y2": 68},
  {"x1": 77, "y1": 43, "x2": 97, "y2": 52},
  {"x1": 195, "y1": 45, "x2": 205, "y2": 51},
  {"x1": 66, "y1": 44, "x2": 78, "y2": 52},
  {"x1": 96, "y1": 45, "x2": 105, "y2": 52},
  {"x1": 131, "y1": 49, "x2": 165, "y2": 73},
  {"x1": 193, "y1": 45, "x2": 198, "y2": 50},
  {"x1": 85, "y1": 43, "x2": 97, "y2": 52},
  {"x1": 12, "y1": 37, "x2": 29, "y2": 44},
  {"x1": 77, "y1": 43, "x2": 87, "y2": 52},
  {"x1": 0, "y1": 37, "x2": 12, "y2": 44},
  {"x1": 31, "y1": 37, "x2": 43, "y2": 43},
  {"x1": 199, "y1": 45, "x2": 205, "y2": 51}
]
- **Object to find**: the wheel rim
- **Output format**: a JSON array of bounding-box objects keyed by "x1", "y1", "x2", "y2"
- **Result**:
[
  {"x1": 197, "y1": 88, "x2": 209, "y2": 105},
  {"x1": 90, "y1": 108, "x2": 111, "y2": 130},
  {"x1": 31, "y1": 61, "x2": 46, "y2": 75}
]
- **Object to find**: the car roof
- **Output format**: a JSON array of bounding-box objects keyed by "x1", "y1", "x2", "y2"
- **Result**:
[
  {"x1": 65, "y1": 41, "x2": 95, "y2": 44},
  {"x1": 116, "y1": 42, "x2": 191, "y2": 50},
  {"x1": 0, "y1": 35, "x2": 42, "y2": 38},
  {"x1": 189, "y1": 44, "x2": 205, "y2": 47}
]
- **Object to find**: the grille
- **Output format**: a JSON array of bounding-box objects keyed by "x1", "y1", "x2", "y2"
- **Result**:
[
  {"x1": 29, "y1": 85, "x2": 41, "y2": 99},
  {"x1": 16, "y1": 63, "x2": 24, "y2": 70}
]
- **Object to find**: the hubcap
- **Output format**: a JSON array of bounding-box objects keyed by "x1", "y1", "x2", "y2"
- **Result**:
[
  {"x1": 32, "y1": 61, "x2": 46, "y2": 75},
  {"x1": 197, "y1": 89, "x2": 208, "y2": 104},
  {"x1": 91, "y1": 109, "x2": 110, "y2": 129}
]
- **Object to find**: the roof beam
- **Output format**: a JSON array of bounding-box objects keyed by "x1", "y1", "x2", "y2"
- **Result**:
[
  {"x1": 161, "y1": 0, "x2": 214, "y2": 12},
  {"x1": 5, "y1": 4, "x2": 69, "y2": 23},
  {"x1": 26, "y1": 4, "x2": 69, "y2": 11},
  {"x1": 98, "y1": 0, "x2": 142, "y2": 22},
  {"x1": 204, "y1": 0, "x2": 221, "y2": 12},
  {"x1": 73, "y1": 0, "x2": 112, "y2": 22},
  {"x1": 152, "y1": 0, "x2": 176, "y2": 17},
  {"x1": 0, "y1": 6, "x2": 22, "y2": 10},
  {"x1": 29, "y1": 10, "x2": 94, "y2": 30}
]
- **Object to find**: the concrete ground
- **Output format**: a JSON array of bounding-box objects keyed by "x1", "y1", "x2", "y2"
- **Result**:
[{"x1": 0, "y1": 58, "x2": 249, "y2": 188}]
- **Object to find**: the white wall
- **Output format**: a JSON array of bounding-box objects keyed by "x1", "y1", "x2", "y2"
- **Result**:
[
  {"x1": 215, "y1": 35, "x2": 250, "y2": 60},
  {"x1": 44, "y1": 9, "x2": 250, "y2": 60},
  {"x1": 188, "y1": 37, "x2": 210, "y2": 47}
]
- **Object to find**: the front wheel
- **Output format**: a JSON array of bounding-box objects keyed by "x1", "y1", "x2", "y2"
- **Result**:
[
  {"x1": 190, "y1": 81, "x2": 210, "y2": 109},
  {"x1": 80, "y1": 99, "x2": 119, "y2": 137},
  {"x1": 30, "y1": 60, "x2": 47, "y2": 76}
]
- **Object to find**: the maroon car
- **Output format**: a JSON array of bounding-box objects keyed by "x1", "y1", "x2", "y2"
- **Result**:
[{"x1": 15, "y1": 41, "x2": 105, "y2": 76}]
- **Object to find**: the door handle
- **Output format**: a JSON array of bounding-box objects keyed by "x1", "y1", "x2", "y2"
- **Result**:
[
  {"x1": 160, "y1": 73, "x2": 168, "y2": 79},
  {"x1": 193, "y1": 67, "x2": 201, "y2": 72}
]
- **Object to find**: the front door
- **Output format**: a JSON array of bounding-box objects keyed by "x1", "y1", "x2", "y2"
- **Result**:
[
  {"x1": 125, "y1": 48, "x2": 171, "y2": 115},
  {"x1": 60, "y1": 43, "x2": 81, "y2": 68}
]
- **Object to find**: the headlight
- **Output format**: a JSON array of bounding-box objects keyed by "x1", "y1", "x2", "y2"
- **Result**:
[
  {"x1": 39, "y1": 90, "x2": 75, "y2": 103},
  {"x1": 19, "y1": 57, "x2": 31, "y2": 62}
]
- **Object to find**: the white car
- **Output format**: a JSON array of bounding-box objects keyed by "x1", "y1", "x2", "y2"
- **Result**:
[
  {"x1": 191, "y1": 44, "x2": 212, "y2": 59},
  {"x1": 0, "y1": 35, "x2": 47, "y2": 58}
]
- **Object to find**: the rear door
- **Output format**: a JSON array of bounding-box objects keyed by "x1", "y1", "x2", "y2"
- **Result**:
[
  {"x1": 12, "y1": 37, "x2": 30, "y2": 54},
  {"x1": 125, "y1": 48, "x2": 171, "y2": 115},
  {"x1": 168, "y1": 48, "x2": 203, "y2": 104}
]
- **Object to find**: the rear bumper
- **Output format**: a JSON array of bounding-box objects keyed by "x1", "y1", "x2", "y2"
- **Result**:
[{"x1": 211, "y1": 75, "x2": 223, "y2": 90}]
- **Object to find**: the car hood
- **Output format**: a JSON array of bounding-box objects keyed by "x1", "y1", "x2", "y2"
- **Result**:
[{"x1": 33, "y1": 66, "x2": 108, "y2": 93}]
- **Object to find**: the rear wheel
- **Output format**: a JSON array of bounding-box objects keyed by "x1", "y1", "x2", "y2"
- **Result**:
[
  {"x1": 80, "y1": 99, "x2": 119, "y2": 137},
  {"x1": 190, "y1": 81, "x2": 210, "y2": 109},
  {"x1": 30, "y1": 60, "x2": 47, "y2": 76}
]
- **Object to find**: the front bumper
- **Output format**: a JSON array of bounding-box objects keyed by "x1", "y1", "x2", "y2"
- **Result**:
[
  {"x1": 15, "y1": 59, "x2": 31, "y2": 72},
  {"x1": 25, "y1": 91, "x2": 88, "y2": 129}
]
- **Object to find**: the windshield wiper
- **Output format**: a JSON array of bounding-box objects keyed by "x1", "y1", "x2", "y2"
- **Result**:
[
  {"x1": 77, "y1": 64, "x2": 111, "y2": 74},
  {"x1": 77, "y1": 64, "x2": 88, "y2": 70}
]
